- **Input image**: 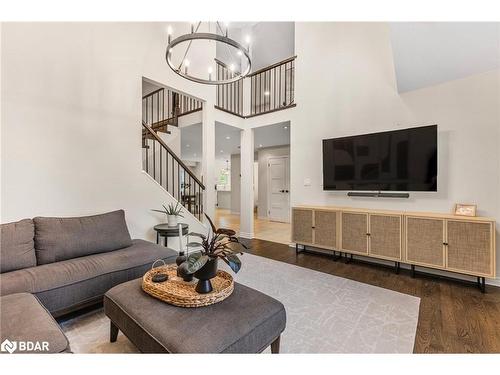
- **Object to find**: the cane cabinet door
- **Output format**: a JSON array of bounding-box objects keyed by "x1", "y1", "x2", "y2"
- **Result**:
[
  {"x1": 446, "y1": 220, "x2": 494, "y2": 277},
  {"x1": 341, "y1": 212, "x2": 369, "y2": 255},
  {"x1": 405, "y1": 216, "x2": 445, "y2": 268},
  {"x1": 369, "y1": 214, "x2": 402, "y2": 261},
  {"x1": 313, "y1": 210, "x2": 339, "y2": 249},
  {"x1": 292, "y1": 208, "x2": 313, "y2": 245}
]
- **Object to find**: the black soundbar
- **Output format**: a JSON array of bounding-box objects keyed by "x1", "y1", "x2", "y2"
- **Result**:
[{"x1": 347, "y1": 192, "x2": 410, "y2": 198}]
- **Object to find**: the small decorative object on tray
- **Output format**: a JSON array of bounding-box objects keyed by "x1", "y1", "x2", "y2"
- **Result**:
[
  {"x1": 142, "y1": 264, "x2": 234, "y2": 307},
  {"x1": 454, "y1": 203, "x2": 477, "y2": 217},
  {"x1": 150, "y1": 259, "x2": 169, "y2": 283}
]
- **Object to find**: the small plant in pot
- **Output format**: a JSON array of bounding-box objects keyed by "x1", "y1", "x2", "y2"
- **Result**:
[
  {"x1": 183, "y1": 214, "x2": 247, "y2": 294},
  {"x1": 152, "y1": 202, "x2": 184, "y2": 227}
]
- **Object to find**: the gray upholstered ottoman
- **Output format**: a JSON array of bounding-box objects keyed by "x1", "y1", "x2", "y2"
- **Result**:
[
  {"x1": 0, "y1": 293, "x2": 70, "y2": 353},
  {"x1": 104, "y1": 278, "x2": 286, "y2": 353}
]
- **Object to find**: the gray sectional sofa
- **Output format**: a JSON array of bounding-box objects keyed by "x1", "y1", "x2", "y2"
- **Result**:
[{"x1": 0, "y1": 210, "x2": 178, "y2": 316}]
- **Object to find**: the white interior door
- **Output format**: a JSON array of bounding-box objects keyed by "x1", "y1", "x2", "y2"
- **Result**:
[{"x1": 267, "y1": 156, "x2": 290, "y2": 222}]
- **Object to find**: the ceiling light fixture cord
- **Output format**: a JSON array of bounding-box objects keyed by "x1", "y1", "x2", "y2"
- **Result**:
[
  {"x1": 216, "y1": 21, "x2": 238, "y2": 75},
  {"x1": 177, "y1": 21, "x2": 202, "y2": 71}
]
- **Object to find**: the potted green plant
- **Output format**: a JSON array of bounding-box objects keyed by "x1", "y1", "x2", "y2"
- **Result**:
[
  {"x1": 151, "y1": 202, "x2": 184, "y2": 227},
  {"x1": 183, "y1": 214, "x2": 247, "y2": 294}
]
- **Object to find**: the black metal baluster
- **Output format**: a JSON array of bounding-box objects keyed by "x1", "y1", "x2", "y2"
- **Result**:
[
  {"x1": 153, "y1": 139, "x2": 156, "y2": 180},
  {"x1": 279, "y1": 64, "x2": 282, "y2": 107},
  {"x1": 177, "y1": 163, "x2": 180, "y2": 202},
  {"x1": 267, "y1": 70, "x2": 270, "y2": 112},
  {"x1": 145, "y1": 137, "x2": 149, "y2": 173},
  {"x1": 284, "y1": 63, "x2": 288, "y2": 106},
  {"x1": 189, "y1": 175, "x2": 194, "y2": 213},
  {"x1": 160, "y1": 143, "x2": 163, "y2": 187},
  {"x1": 253, "y1": 75, "x2": 256, "y2": 115}
]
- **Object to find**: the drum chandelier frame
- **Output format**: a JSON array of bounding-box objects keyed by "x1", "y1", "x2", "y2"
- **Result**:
[{"x1": 165, "y1": 22, "x2": 252, "y2": 85}]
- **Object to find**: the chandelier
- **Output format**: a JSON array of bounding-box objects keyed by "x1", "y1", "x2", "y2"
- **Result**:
[{"x1": 165, "y1": 22, "x2": 252, "y2": 85}]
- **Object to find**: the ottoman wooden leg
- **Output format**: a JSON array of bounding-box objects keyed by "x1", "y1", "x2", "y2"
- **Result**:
[
  {"x1": 110, "y1": 321, "x2": 119, "y2": 343},
  {"x1": 271, "y1": 335, "x2": 280, "y2": 354}
]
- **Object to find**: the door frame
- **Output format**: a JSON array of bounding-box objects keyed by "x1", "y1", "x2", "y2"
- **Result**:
[{"x1": 267, "y1": 155, "x2": 290, "y2": 223}]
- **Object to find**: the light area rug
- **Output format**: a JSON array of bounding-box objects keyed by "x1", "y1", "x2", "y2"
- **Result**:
[{"x1": 60, "y1": 253, "x2": 420, "y2": 353}]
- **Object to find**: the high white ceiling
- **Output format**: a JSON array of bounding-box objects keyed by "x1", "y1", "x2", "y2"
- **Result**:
[
  {"x1": 390, "y1": 22, "x2": 500, "y2": 92},
  {"x1": 181, "y1": 121, "x2": 290, "y2": 162},
  {"x1": 215, "y1": 122, "x2": 241, "y2": 160}
]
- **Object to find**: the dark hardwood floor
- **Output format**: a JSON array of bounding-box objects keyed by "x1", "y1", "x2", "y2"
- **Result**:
[{"x1": 240, "y1": 238, "x2": 500, "y2": 353}]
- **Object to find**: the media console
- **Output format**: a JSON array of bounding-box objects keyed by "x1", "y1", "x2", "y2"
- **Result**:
[{"x1": 292, "y1": 205, "x2": 496, "y2": 292}]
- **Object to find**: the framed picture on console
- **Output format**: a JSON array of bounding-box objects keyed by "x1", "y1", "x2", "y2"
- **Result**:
[{"x1": 454, "y1": 203, "x2": 477, "y2": 217}]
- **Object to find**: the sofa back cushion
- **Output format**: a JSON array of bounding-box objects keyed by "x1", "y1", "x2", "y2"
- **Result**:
[
  {"x1": 34, "y1": 210, "x2": 133, "y2": 265},
  {"x1": 0, "y1": 219, "x2": 37, "y2": 273}
]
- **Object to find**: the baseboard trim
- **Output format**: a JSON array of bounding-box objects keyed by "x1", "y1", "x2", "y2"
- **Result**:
[{"x1": 239, "y1": 231, "x2": 254, "y2": 239}]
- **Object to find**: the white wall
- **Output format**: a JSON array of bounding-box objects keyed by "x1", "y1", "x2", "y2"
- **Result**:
[
  {"x1": 253, "y1": 161, "x2": 258, "y2": 209},
  {"x1": 250, "y1": 22, "x2": 295, "y2": 71},
  {"x1": 1, "y1": 23, "x2": 218, "y2": 248},
  {"x1": 292, "y1": 22, "x2": 500, "y2": 283},
  {"x1": 230, "y1": 154, "x2": 241, "y2": 214},
  {"x1": 257, "y1": 146, "x2": 290, "y2": 219}
]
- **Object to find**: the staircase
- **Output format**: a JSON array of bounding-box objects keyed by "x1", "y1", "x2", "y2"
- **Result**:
[{"x1": 142, "y1": 87, "x2": 205, "y2": 221}]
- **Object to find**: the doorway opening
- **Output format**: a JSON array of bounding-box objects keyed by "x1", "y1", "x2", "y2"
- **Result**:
[{"x1": 213, "y1": 121, "x2": 291, "y2": 245}]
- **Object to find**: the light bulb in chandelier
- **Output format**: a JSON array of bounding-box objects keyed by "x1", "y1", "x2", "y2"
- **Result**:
[
  {"x1": 190, "y1": 21, "x2": 197, "y2": 33},
  {"x1": 184, "y1": 59, "x2": 190, "y2": 74},
  {"x1": 208, "y1": 66, "x2": 213, "y2": 80},
  {"x1": 167, "y1": 25, "x2": 173, "y2": 43}
]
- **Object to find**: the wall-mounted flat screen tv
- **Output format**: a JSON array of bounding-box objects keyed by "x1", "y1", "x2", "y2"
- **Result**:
[{"x1": 322, "y1": 125, "x2": 437, "y2": 191}]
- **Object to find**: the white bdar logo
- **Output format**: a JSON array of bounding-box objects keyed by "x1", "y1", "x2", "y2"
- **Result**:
[{"x1": 1, "y1": 339, "x2": 17, "y2": 354}]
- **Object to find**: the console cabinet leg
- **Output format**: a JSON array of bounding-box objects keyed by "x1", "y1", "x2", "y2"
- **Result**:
[
  {"x1": 345, "y1": 253, "x2": 352, "y2": 264},
  {"x1": 478, "y1": 277, "x2": 486, "y2": 293}
]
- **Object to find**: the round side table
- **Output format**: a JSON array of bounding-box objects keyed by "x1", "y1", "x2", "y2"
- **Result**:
[{"x1": 153, "y1": 223, "x2": 189, "y2": 247}]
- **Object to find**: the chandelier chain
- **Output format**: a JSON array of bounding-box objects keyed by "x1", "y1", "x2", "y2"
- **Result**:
[{"x1": 177, "y1": 21, "x2": 202, "y2": 71}]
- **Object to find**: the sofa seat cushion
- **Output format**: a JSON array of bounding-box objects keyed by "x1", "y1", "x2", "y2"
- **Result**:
[
  {"x1": 0, "y1": 219, "x2": 37, "y2": 273},
  {"x1": 0, "y1": 239, "x2": 177, "y2": 296},
  {"x1": 34, "y1": 210, "x2": 133, "y2": 265},
  {"x1": 0, "y1": 293, "x2": 70, "y2": 353}
]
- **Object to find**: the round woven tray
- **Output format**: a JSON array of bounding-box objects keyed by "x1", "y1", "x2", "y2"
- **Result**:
[{"x1": 142, "y1": 264, "x2": 234, "y2": 308}]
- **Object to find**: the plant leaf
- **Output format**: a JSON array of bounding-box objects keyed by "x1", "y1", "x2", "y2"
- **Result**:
[
  {"x1": 216, "y1": 228, "x2": 236, "y2": 236},
  {"x1": 186, "y1": 242, "x2": 204, "y2": 248},
  {"x1": 185, "y1": 252, "x2": 209, "y2": 274},
  {"x1": 204, "y1": 213, "x2": 217, "y2": 233},
  {"x1": 188, "y1": 232, "x2": 207, "y2": 240},
  {"x1": 222, "y1": 253, "x2": 241, "y2": 273},
  {"x1": 151, "y1": 209, "x2": 168, "y2": 214}
]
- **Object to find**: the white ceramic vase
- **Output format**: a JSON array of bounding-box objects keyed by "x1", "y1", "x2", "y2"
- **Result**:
[{"x1": 167, "y1": 215, "x2": 178, "y2": 227}]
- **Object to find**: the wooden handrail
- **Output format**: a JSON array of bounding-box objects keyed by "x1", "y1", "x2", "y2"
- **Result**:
[
  {"x1": 247, "y1": 55, "x2": 297, "y2": 77},
  {"x1": 142, "y1": 87, "x2": 164, "y2": 100},
  {"x1": 142, "y1": 122, "x2": 205, "y2": 189}
]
